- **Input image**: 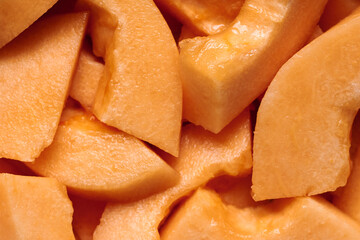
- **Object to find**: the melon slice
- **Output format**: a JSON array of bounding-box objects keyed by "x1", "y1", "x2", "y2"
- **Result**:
[
  {"x1": 333, "y1": 113, "x2": 360, "y2": 223},
  {"x1": 71, "y1": 195, "x2": 105, "y2": 240},
  {"x1": 0, "y1": 174, "x2": 75, "y2": 239},
  {"x1": 0, "y1": 0, "x2": 58, "y2": 48},
  {"x1": 69, "y1": 40, "x2": 104, "y2": 111},
  {"x1": 26, "y1": 107, "x2": 179, "y2": 201},
  {"x1": 320, "y1": 0, "x2": 360, "y2": 31},
  {"x1": 161, "y1": 188, "x2": 360, "y2": 239},
  {"x1": 154, "y1": 0, "x2": 244, "y2": 35},
  {"x1": 179, "y1": 0, "x2": 327, "y2": 133},
  {"x1": 252, "y1": 9, "x2": 360, "y2": 201},
  {"x1": 93, "y1": 109, "x2": 252, "y2": 240},
  {"x1": 76, "y1": 0, "x2": 182, "y2": 156},
  {"x1": 0, "y1": 13, "x2": 88, "y2": 162}
]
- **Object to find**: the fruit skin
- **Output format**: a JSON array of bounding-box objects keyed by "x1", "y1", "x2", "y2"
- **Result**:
[
  {"x1": 160, "y1": 188, "x2": 360, "y2": 240},
  {"x1": 179, "y1": 0, "x2": 327, "y2": 133},
  {"x1": 0, "y1": 0, "x2": 58, "y2": 48},
  {"x1": 76, "y1": 0, "x2": 182, "y2": 157},
  {"x1": 252, "y1": 9, "x2": 360, "y2": 201},
  {"x1": 0, "y1": 174, "x2": 75, "y2": 240},
  {"x1": 27, "y1": 107, "x2": 179, "y2": 201},
  {"x1": 154, "y1": 0, "x2": 244, "y2": 35},
  {"x1": 0, "y1": 13, "x2": 88, "y2": 162},
  {"x1": 93, "y1": 109, "x2": 252, "y2": 240}
]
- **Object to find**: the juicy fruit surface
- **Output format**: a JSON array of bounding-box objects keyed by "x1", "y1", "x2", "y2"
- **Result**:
[
  {"x1": 93, "y1": 109, "x2": 252, "y2": 240},
  {"x1": 69, "y1": 41, "x2": 104, "y2": 111},
  {"x1": 253, "y1": 9, "x2": 360, "y2": 201},
  {"x1": 0, "y1": 174, "x2": 75, "y2": 240},
  {"x1": 155, "y1": 0, "x2": 244, "y2": 35},
  {"x1": 161, "y1": 188, "x2": 360, "y2": 239},
  {"x1": 0, "y1": 0, "x2": 58, "y2": 48},
  {"x1": 0, "y1": 13, "x2": 87, "y2": 162},
  {"x1": 77, "y1": 0, "x2": 182, "y2": 156},
  {"x1": 180, "y1": 0, "x2": 327, "y2": 133},
  {"x1": 27, "y1": 107, "x2": 179, "y2": 201}
]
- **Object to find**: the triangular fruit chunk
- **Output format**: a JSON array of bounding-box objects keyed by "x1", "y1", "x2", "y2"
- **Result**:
[
  {"x1": 253, "y1": 9, "x2": 360, "y2": 201},
  {"x1": 69, "y1": 40, "x2": 104, "y2": 111},
  {"x1": 0, "y1": 0, "x2": 58, "y2": 48},
  {"x1": 0, "y1": 174, "x2": 75, "y2": 239},
  {"x1": 161, "y1": 188, "x2": 360, "y2": 239},
  {"x1": 27, "y1": 107, "x2": 179, "y2": 201},
  {"x1": 77, "y1": 0, "x2": 182, "y2": 156},
  {"x1": 0, "y1": 13, "x2": 88, "y2": 162},
  {"x1": 179, "y1": 0, "x2": 327, "y2": 133},
  {"x1": 93, "y1": 109, "x2": 252, "y2": 240}
]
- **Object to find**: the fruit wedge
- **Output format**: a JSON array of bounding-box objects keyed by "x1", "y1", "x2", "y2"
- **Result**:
[
  {"x1": 0, "y1": 13, "x2": 87, "y2": 162},
  {"x1": 179, "y1": 0, "x2": 327, "y2": 133},
  {"x1": 76, "y1": 0, "x2": 182, "y2": 156},
  {"x1": 69, "y1": 40, "x2": 104, "y2": 111},
  {"x1": 93, "y1": 109, "x2": 252, "y2": 240},
  {"x1": 27, "y1": 107, "x2": 179, "y2": 201},
  {"x1": 320, "y1": 0, "x2": 360, "y2": 31},
  {"x1": 0, "y1": 0, "x2": 58, "y2": 48},
  {"x1": 160, "y1": 188, "x2": 360, "y2": 239},
  {"x1": 252, "y1": 9, "x2": 360, "y2": 201},
  {"x1": 0, "y1": 174, "x2": 74, "y2": 239},
  {"x1": 154, "y1": 0, "x2": 244, "y2": 35}
]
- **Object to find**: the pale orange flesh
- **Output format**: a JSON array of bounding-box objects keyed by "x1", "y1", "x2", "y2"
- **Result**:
[
  {"x1": 252, "y1": 9, "x2": 360, "y2": 201},
  {"x1": 180, "y1": 0, "x2": 327, "y2": 133},
  {"x1": 69, "y1": 40, "x2": 104, "y2": 111},
  {"x1": 76, "y1": 0, "x2": 182, "y2": 157},
  {"x1": 0, "y1": 174, "x2": 75, "y2": 239},
  {"x1": 155, "y1": 0, "x2": 244, "y2": 35},
  {"x1": 161, "y1": 188, "x2": 360, "y2": 239},
  {"x1": 93, "y1": 109, "x2": 252, "y2": 240},
  {"x1": 0, "y1": 13, "x2": 88, "y2": 162},
  {"x1": 0, "y1": 0, "x2": 58, "y2": 48},
  {"x1": 26, "y1": 107, "x2": 179, "y2": 201}
]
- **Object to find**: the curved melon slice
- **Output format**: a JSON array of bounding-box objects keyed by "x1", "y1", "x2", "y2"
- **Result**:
[
  {"x1": 160, "y1": 188, "x2": 360, "y2": 239},
  {"x1": 252, "y1": 9, "x2": 360, "y2": 201},
  {"x1": 93, "y1": 109, "x2": 252, "y2": 240},
  {"x1": 0, "y1": 174, "x2": 74, "y2": 239},
  {"x1": 154, "y1": 0, "x2": 244, "y2": 35},
  {"x1": 0, "y1": 13, "x2": 87, "y2": 162},
  {"x1": 69, "y1": 41, "x2": 104, "y2": 111},
  {"x1": 0, "y1": 0, "x2": 58, "y2": 48},
  {"x1": 179, "y1": 0, "x2": 327, "y2": 133},
  {"x1": 26, "y1": 107, "x2": 179, "y2": 201},
  {"x1": 76, "y1": 0, "x2": 182, "y2": 157}
]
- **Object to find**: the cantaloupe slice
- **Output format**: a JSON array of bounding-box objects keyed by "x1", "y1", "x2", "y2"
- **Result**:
[
  {"x1": 0, "y1": 13, "x2": 87, "y2": 162},
  {"x1": 333, "y1": 113, "x2": 360, "y2": 223},
  {"x1": 70, "y1": 194, "x2": 105, "y2": 240},
  {"x1": 69, "y1": 40, "x2": 104, "y2": 111},
  {"x1": 252, "y1": 9, "x2": 360, "y2": 201},
  {"x1": 207, "y1": 175, "x2": 257, "y2": 208},
  {"x1": 320, "y1": 0, "x2": 360, "y2": 31},
  {"x1": 76, "y1": 0, "x2": 182, "y2": 157},
  {"x1": 26, "y1": 107, "x2": 179, "y2": 201},
  {"x1": 179, "y1": 0, "x2": 327, "y2": 133},
  {"x1": 93, "y1": 109, "x2": 252, "y2": 240},
  {"x1": 307, "y1": 25, "x2": 323, "y2": 43},
  {"x1": 155, "y1": 0, "x2": 244, "y2": 35},
  {"x1": 160, "y1": 188, "x2": 360, "y2": 239},
  {"x1": 0, "y1": 174, "x2": 75, "y2": 239},
  {"x1": 0, "y1": 0, "x2": 58, "y2": 48},
  {"x1": 178, "y1": 25, "x2": 199, "y2": 42}
]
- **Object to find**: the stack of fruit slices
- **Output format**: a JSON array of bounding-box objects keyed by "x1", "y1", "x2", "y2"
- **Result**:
[{"x1": 1, "y1": 0, "x2": 360, "y2": 239}]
